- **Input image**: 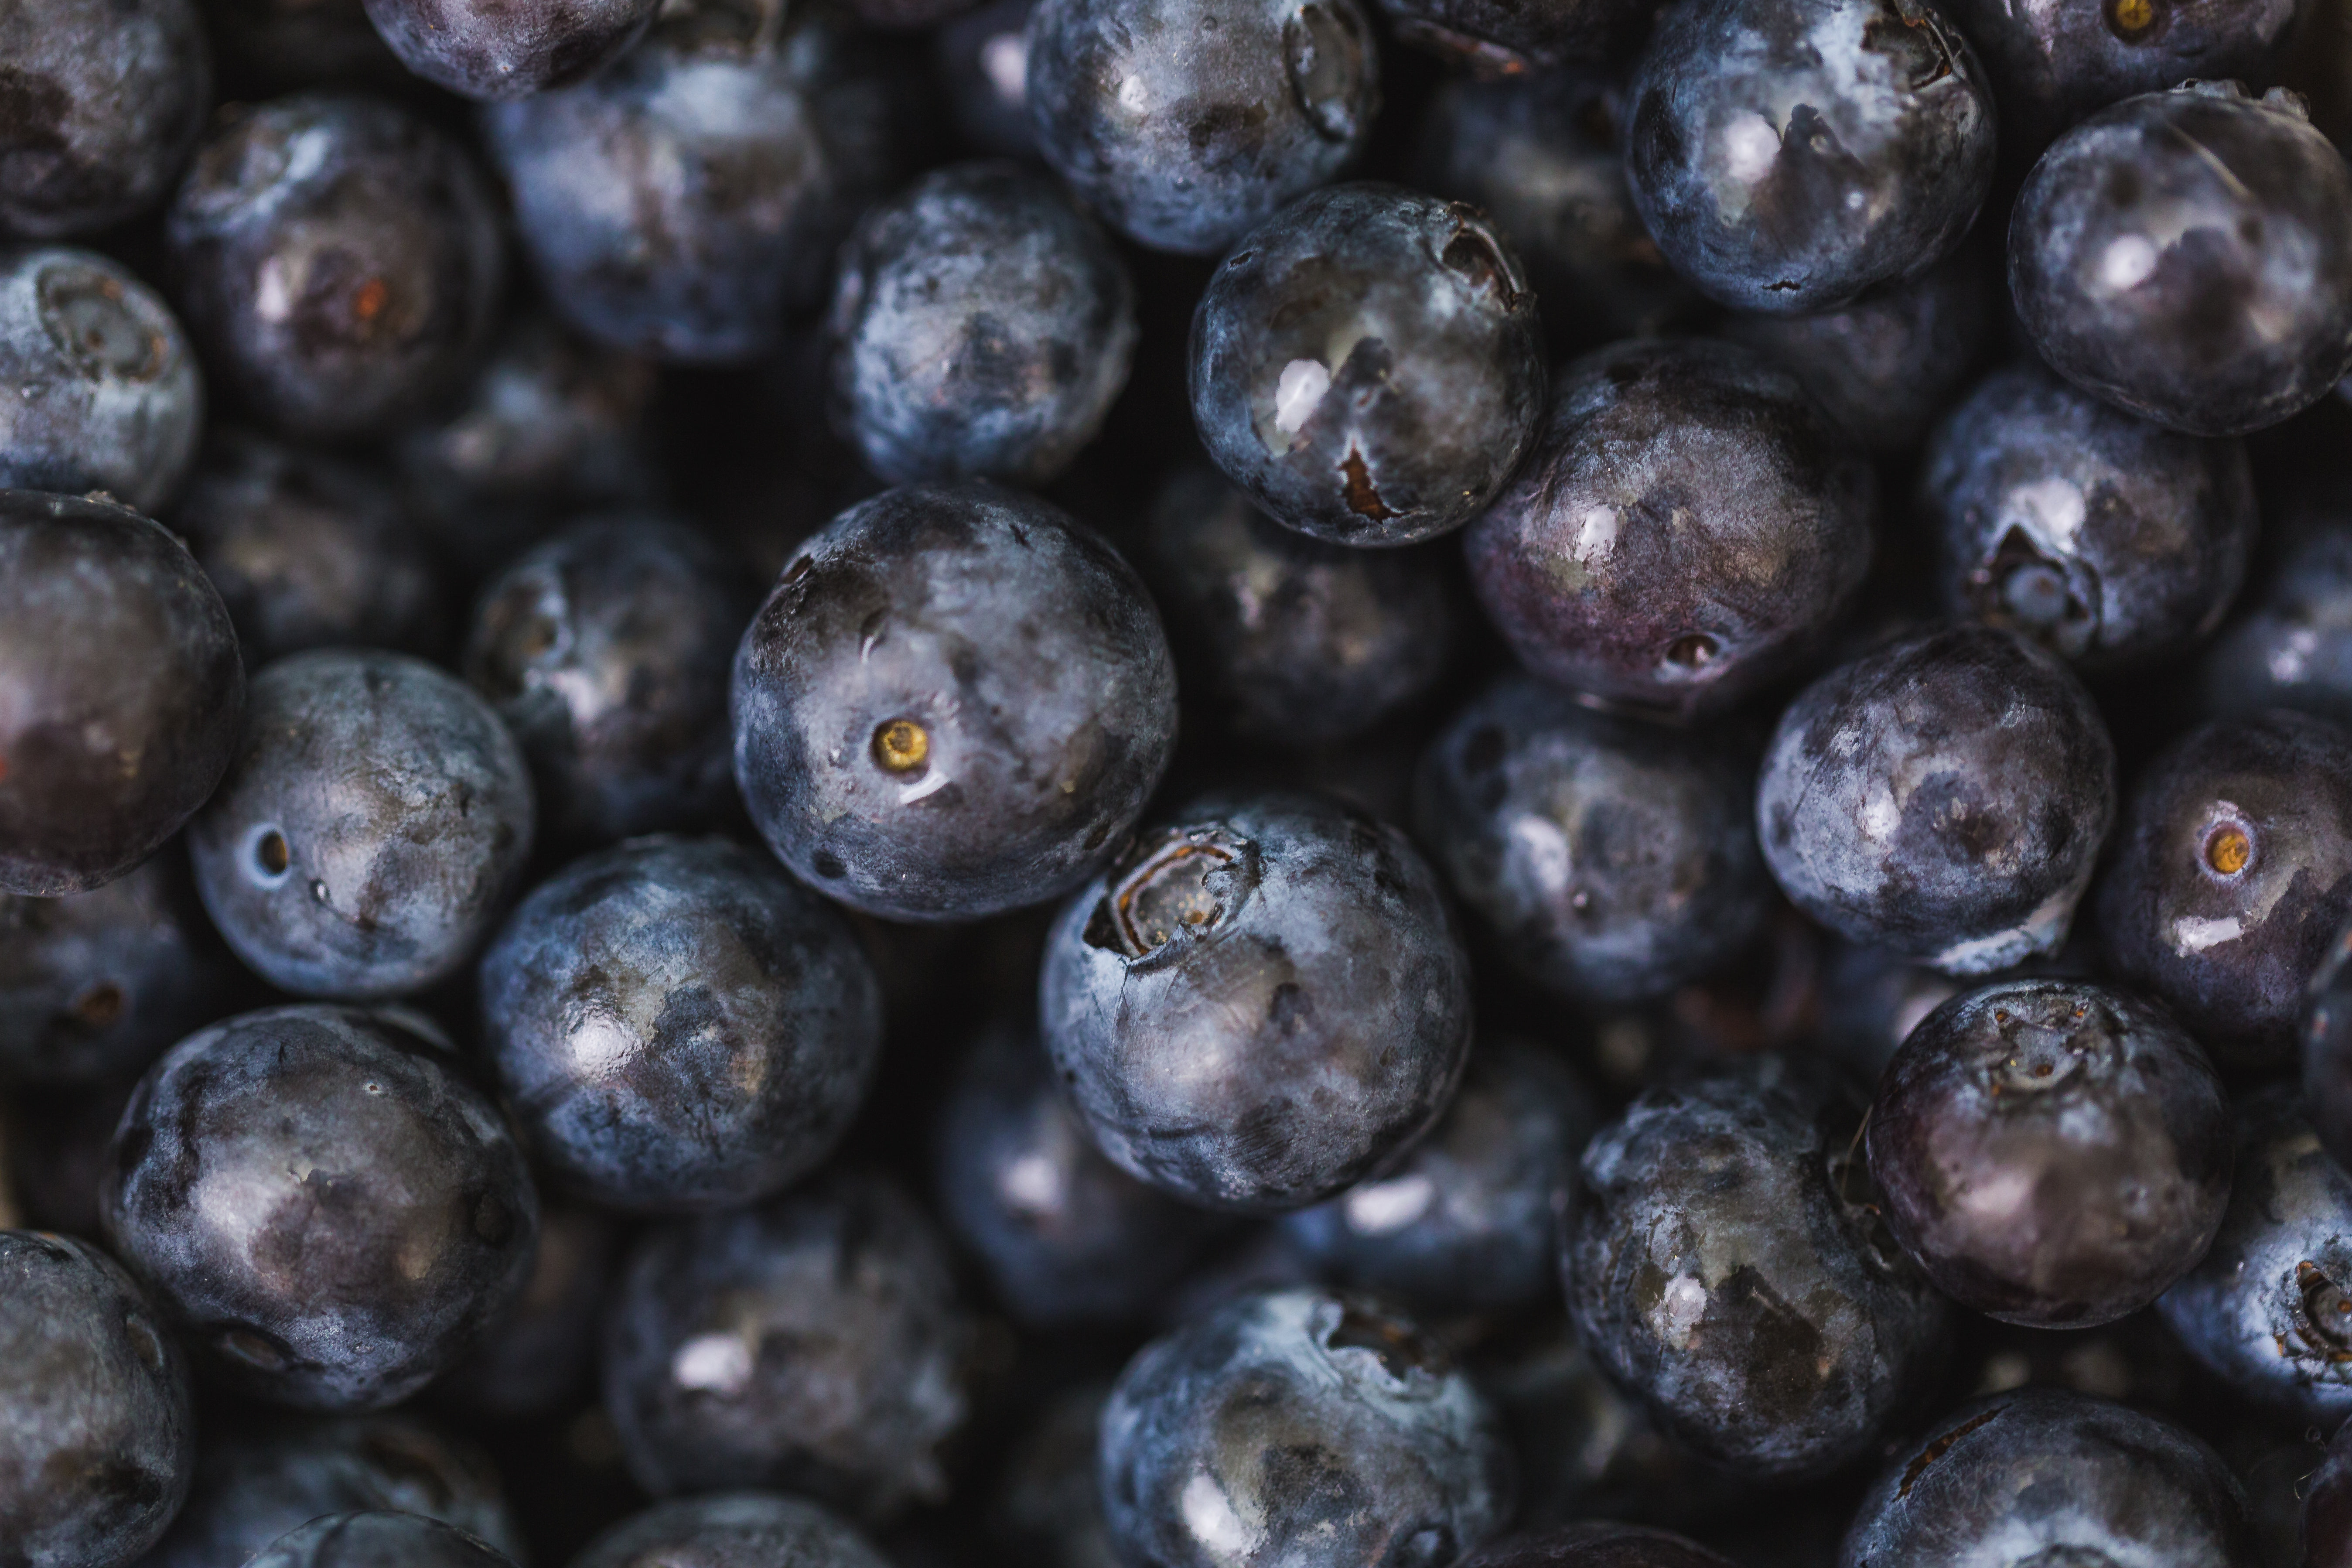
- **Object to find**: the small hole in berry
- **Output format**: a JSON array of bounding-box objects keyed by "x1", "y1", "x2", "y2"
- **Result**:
[
  {"x1": 872, "y1": 718, "x2": 930, "y2": 775},
  {"x1": 2205, "y1": 824, "x2": 2252, "y2": 877}
]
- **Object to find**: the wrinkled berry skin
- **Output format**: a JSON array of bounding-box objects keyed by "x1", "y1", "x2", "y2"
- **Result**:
[
  {"x1": 1140, "y1": 467, "x2": 1454, "y2": 747},
  {"x1": 574, "y1": 1494, "x2": 895, "y2": 1568},
  {"x1": 1565, "y1": 1055, "x2": 1948, "y2": 1480},
  {"x1": 602, "y1": 1174, "x2": 973, "y2": 1517},
  {"x1": 1415, "y1": 674, "x2": 1771, "y2": 1006},
  {"x1": 1024, "y1": 0, "x2": 1381, "y2": 256},
  {"x1": 2009, "y1": 83, "x2": 2352, "y2": 437},
  {"x1": 173, "y1": 433, "x2": 444, "y2": 665},
  {"x1": 2160, "y1": 1088, "x2": 2352, "y2": 1422},
  {"x1": 480, "y1": 836, "x2": 882, "y2": 1213},
  {"x1": 2198, "y1": 525, "x2": 2352, "y2": 728},
  {"x1": 246, "y1": 1513, "x2": 515, "y2": 1568},
  {"x1": 2098, "y1": 711, "x2": 2352, "y2": 1069},
  {"x1": 188, "y1": 649, "x2": 536, "y2": 1000},
  {"x1": 102, "y1": 1004, "x2": 539, "y2": 1411},
  {"x1": 166, "y1": 94, "x2": 502, "y2": 443},
  {"x1": 0, "y1": 491, "x2": 243, "y2": 897},
  {"x1": 0, "y1": 856, "x2": 230, "y2": 1086},
  {"x1": 1839, "y1": 1390, "x2": 2258, "y2": 1568},
  {"x1": 934, "y1": 1023, "x2": 1233, "y2": 1326},
  {"x1": 1281, "y1": 1040, "x2": 1595, "y2": 1317},
  {"x1": 362, "y1": 0, "x2": 655, "y2": 100},
  {"x1": 465, "y1": 517, "x2": 749, "y2": 846},
  {"x1": 1099, "y1": 1289, "x2": 1515, "y2": 1568},
  {"x1": 0, "y1": 248, "x2": 201, "y2": 513},
  {"x1": 434, "y1": 1201, "x2": 614, "y2": 1419},
  {"x1": 732, "y1": 484, "x2": 1176, "y2": 922},
  {"x1": 1465, "y1": 339, "x2": 1875, "y2": 719},
  {"x1": 1922, "y1": 364, "x2": 2256, "y2": 672},
  {"x1": 1625, "y1": 0, "x2": 1995, "y2": 314},
  {"x1": 1191, "y1": 184, "x2": 1544, "y2": 547},
  {"x1": 1377, "y1": 0, "x2": 1651, "y2": 69},
  {"x1": 2308, "y1": 920, "x2": 2352, "y2": 1173},
  {"x1": 1867, "y1": 979, "x2": 2231, "y2": 1328},
  {"x1": 1758, "y1": 623, "x2": 2116, "y2": 974},
  {"x1": 1458, "y1": 1525, "x2": 1734, "y2": 1568},
  {"x1": 0, "y1": 1231, "x2": 194, "y2": 1568},
  {"x1": 828, "y1": 162, "x2": 1136, "y2": 487},
  {"x1": 0, "y1": 0, "x2": 208, "y2": 238},
  {"x1": 1041, "y1": 790, "x2": 1474, "y2": 1213},
  {"x1": 483, "y1": 0, "x2": 905, "y2": 364}
]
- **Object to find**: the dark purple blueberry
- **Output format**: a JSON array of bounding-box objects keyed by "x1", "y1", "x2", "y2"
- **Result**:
[
  {"x1": 479, "y1": 836, "x2": 881, "y2": 1213},
  {"x1": 0, "y1": 0, "x2": 208, "y2": 237},
  {"x1": 1758, "y1": 623, "x2": 2115, "y2": 973},
  {"x1": 431, "y1": 1201, "x2": 615, "y2": 1420},
  {"x1": 1624, "y1": 0, "x2": 1995, "y2": 314},
  {"x1": 362, "y1": 0, "x2": 655, "y2": 99},
  {"x1": 1813, "y1": 937, "x2": 1962, "y2": 1080},
  {"x1": 246, "y1": 1513, "x2": 515, "y2": 1568},
  {"x1": 464, "y1": 516, "x2": 750, "y2": 846},
  {"x1": 1866, "y1": 978, "x2": 2232, "y2": 1327},
  {"x1": 2097, "y1": 710, "x2": 2352, "y2": 1068},
  {"x1": 576, "y1": 1494, "x2": 895, "y2": 1568},
  {"x1": 601, "y1": 1173, "x2": 973, "y2": 1516},
  {"x1": 935, "y1": 0, "x2": 1039, "y2": 161},
  {"x1": 1099, "y1": 1288, "x2": 1515, "y2": 1568},
  {"x1": 828, "y1": 161, "x2": 1135, "y2": 487},
  {"x1": 1564, "y1": 1054, "x2": 1948, "y2": 1479},
  {"x1": 1040, "y1": 790, "x2": 1473, "y2": 1213},
  {"x1": 0, "y1": 491, "x2": 243, "y2": 898},
  {"x1": 2198, "y1": 521, "x2": 2352, "y2": 728},
  {"x1": 1458, "y1": 1525, "x2": 1734, "y2": 1568},
  {"x1": 2308, "y1": 1417, "x2": 2352, "y2": 1568},
  {"x1": 172, "y1": 432, "x2": 445, "y2": 665},
  {"x1": 101, "y1": 1003, "x2": 539, "y2": 1410},
  {"x1": 2008, "y1": 82, "x2": 2352, "y2": 437},
  {"x1": 1464, "y1": 339, "x2": 1875, "y2": 719},
  {"x1": 166, "y1": 93, "x2": 503, "y2": 443},
  {"x1": 1840, "y1": 1389, "x2": 2259, "y2": 1568},
  {"x1": 1415, "y1": 673, "x2": 1771, "y2": 1006},
  {"x1": 1376, "y1": 0, "x2": 1654, "y2": 69},
  {"x1": 0, "y1": 1230, "x2": 194, "y2": 1568},
  {"x1": 1191, "y1": 182, "x2": 1544, "y2": 547},
  {"x1": 482, "y1": 0, "x2": 908, "y2": 364},
  {"x1": 1280, "y1": 1039, "x2": 1596, "y2": 1316},
  {"x1": 1139, "y1": 466, "x2": 1454, "y2": 747},
  {"x1": 932, "y1": 1023, "x2": 1233, "y2": 1326},
  {"x1": 1024, "y1": 0, "x2": 1381, "y2": 256},
  {"x1": 731, "y1": 483, "x2": 1177, "y2": 922},
  {"x1": 2309, "y1": 916, "x2": 2352, "y2": 1172}
]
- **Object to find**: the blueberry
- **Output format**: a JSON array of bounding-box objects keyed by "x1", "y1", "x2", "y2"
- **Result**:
[
  {"x1": 0, "y1": 856, "x2": 231, "y2": 1086},
  {"x1": 465, "y1": 516, "x2": 750, "y2": 846},
  {"x1": 1024, "y1": 0, "x2": 1380, "y2": 256},
  {"x1": 572, "y1": 1493, "x2": 894, "y2": 1568},
  {"x1": 102, "y1": 1003, "x2": 539, "y2": 1410},
  {"x1": 2197, "y1": 523, "x2": 2352, "y2": 728},
  {"x1": 2008, "y1": 82, "x2": 2352, "y2": 437},
  {"x1": 2159, "y1": 1087, "x2": 2352, "y2": 1421},
  {"x1": 0, "y1": 0, "x2": 208, "y2": 238},
  {"x1": 482, "y1": 0, "x2": 908, "y2": 363},
  {"x1": 244, "y1": 1513, "x2": 515, "y2": 1568},
  {"x1": 933, "y1": 1022, "x2": 1233, "y2": 1326},
  {"x1": 1280, "y1": 1039, "x2": 1597, "y2": 1317},
  {"x1": 1757, "y1": 622, "x2": 2116, "y2": 974},
  {"x1": 1139, "y1": 466, "x2": 1454, "y2": 747},
  {"x1": 0, "y1": 491, "x2": 243, "y2": 897},
  {"x1": 1375, "y1": 0, "x2": 1652, "y2": 71},
  {"x1": 1041, "y1": 790, "x2": 1473, "y2": 1212},
  {"x1": 731, "y1": 483, "x2": 1176, "y2": 922},
  {"x1": 188, "y1": 648, "x2": 535, "y2": 1000},
  {"x1": 1564, "y1": 1054, "x2": 1948, "y2": 1479},
  {"x1": 601, "y1": 1173, "x2": 973, "y2": 1515},
  {"x1": 1839, "y1": 1389, "x2": 2259, "y2": 1568},
  {"x1": 2308, "y1": 918, "x2": 2352, "y2": 1172},
  {"x1": 1409, "y1": 72, "x2": 1702, "y2": 356},
  {"x1": 994, "y1": 1382, "x2": 1121, "y2": 1568},
  {"x1": 139, "y1": 1412, "x2": 525, "y2": 1568},
  {"x1": 479, "y1": 835, "x2": 882, "y2": 1213},
  {"x1": 172, "y1": 432, "x2": 445, "y2": 665},
  {"x1": 0, "y1": 248, "x2": 201, "y2": 513},
  {"x1": 1921, "y1": 363, "x2": 2257, "y2": 670},
  {"x1": 1190, "y1": 183, "x2": 1546, "y2": 547},
  {"x1": 362, "y1": 0, "x2": 655, "y2": 99},
  {"x1": 1414, "y1": 673, "x2": 1772, "y2": 1006},
  {"x1": 432, "y1": 1201, "x2": 616, "y2": 1420},
  {"x1": 1457, "y1": 1524, "x2": 1734, "y2": 1568},
  {"x1": 828, "y1": 161, "x2": 1135, "y2": 487},
  {"x1": 1098, "y1": 1288, "x2": 1515, "y2": 1568},
  {"x1": 166, "y1": 93, "x2": 503, "y2": 443},
  {"x1": 1867, "y1": 978, "x2": 2232, "y2": 1327},
  {"x1": 1813, "y1": 937, "x2": 1962, "y2": 1080},
  {"x1": 0, "y1": 1230, "x2": 194, "y2": 1568},
  {"x1": 1624, "y1": 0, "x2": 1996, "y2": 314},
  {"x1": 2097, "y1": 710, "x2": 2352, "y2": 1068},
  {"x1": 1464, "y1": 338, "x2": 1875, "y2": 719},
  {"x1": 934, "y1": 0, "x2": 1039, "y2": 161}
]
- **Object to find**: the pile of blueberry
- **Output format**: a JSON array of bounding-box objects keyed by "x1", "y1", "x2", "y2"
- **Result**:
[{"x1": 23, "y1": 0, "x2": 2352, "y2": 1563}]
